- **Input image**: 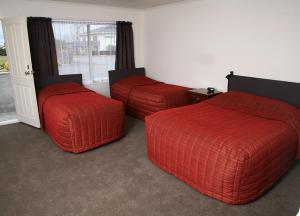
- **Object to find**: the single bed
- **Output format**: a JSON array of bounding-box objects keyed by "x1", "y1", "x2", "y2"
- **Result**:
[
  {"x1": 109, "y1": 68, "x2": 189, "y2": 120},
  {"x1": 145, "y1": 73, "x2": 300, "y2": 204},
  {"x1": 37, "y1": 75, "x2": 124, "y2": 153}
]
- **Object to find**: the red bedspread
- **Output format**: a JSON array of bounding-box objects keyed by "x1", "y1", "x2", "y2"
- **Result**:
[
  {"x1": 111, "y1": 76, "x2": 189, "y2": 119},
  {"x1": 145, "y1": 91, "x2": 300, "y2": 204},
  {"x1": 38, "y1": 83, "x2": 124, "y2": 153}
]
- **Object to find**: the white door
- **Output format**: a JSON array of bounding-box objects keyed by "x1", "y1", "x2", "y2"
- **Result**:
[{"x1": 3, "y1": 17, "x2": 40, "y2": 128}]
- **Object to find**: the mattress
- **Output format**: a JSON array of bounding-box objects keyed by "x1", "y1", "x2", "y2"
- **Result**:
[
  {"x1": 145, "y1": 91, "x2": 300, "y2": 204},
  {"x1": 111, "y1": 76, "x2": 189, "y2": 120},
  {"x1": 38, "y1": 83, "x2": 124, "y2": 153}
]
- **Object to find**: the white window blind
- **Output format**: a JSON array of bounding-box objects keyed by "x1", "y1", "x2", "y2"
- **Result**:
[{"x1": 52, "y1": 20, "x2": 116, "y2": 84}]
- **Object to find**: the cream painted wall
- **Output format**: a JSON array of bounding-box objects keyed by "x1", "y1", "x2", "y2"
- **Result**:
[
  {"x1": 144, "y1": 0, "x2": 300, "y2": 91},
  {"x1": 0, "y1": 0, "x2": 144, "y2": 96},
  {"x1": 2, "y1": 0, "x2": 300, "y2": 93}
]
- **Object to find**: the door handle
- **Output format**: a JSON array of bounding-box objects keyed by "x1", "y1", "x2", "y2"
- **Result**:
[{"x1": 25, "y1": 71, "x2": 30, "y2": 75}]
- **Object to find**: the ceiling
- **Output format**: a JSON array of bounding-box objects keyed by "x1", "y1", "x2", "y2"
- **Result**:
[{"x1": 43, "y1": 0, "x2": 187, "y2": 9}]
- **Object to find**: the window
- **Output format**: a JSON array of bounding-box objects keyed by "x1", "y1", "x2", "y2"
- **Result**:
[
  {"x1": 52, "y1": 20, "x2": 116, "y2": 84},
  {"x1": 0, "y1": 20, "x2": 9, "y2": 73}
]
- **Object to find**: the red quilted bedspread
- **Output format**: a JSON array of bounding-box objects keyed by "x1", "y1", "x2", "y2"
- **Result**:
[
  {"x1": 111, "y1": 76, "x2": 189, "y2": 120},
  {"x1": 145, "y1": 91, "x2": 300, "y2": 204},
  {"x1": 38, "y1": 83, "x2": 124, "y2": 153}
]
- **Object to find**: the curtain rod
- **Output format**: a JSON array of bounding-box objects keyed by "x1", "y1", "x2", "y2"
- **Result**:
[{"x1": 52, "y1": 19, "x2": 116, "y2": 25}]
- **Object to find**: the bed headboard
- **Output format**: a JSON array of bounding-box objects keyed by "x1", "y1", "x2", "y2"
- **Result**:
[
  {"x1": 36, "y1": 74, "x2": 83, "y2": 91},
  {"x1": 108, "y1": 67, "x2": 146, "y2": 87},
  {"x1": 226, "y1": 71, "x2": 300, "y2": 107}
]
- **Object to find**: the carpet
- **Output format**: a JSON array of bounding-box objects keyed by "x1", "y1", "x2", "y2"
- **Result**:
[{"x1": 0, "y1": 116, "x2": 299, "y2": 216}]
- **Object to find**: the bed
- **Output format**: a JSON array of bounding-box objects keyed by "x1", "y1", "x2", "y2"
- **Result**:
[
  {"x1": 145, "y1": 72, "x2": 300, "y2": 204},
  {"x1": 109, "y1": 68, "x2": 189, "y2": 120},
  {"x1": 37, "y1": 75, "x2": 124, "y2": 153}
]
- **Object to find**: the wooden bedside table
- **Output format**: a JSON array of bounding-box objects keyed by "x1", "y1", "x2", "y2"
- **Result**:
[{"x1": 187, "y1": 88, "x2": 222, "y2": 104}]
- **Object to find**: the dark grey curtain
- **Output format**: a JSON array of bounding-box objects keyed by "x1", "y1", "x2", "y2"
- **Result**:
[
  {"x1": 27, "y1": 17, "x2": 59, "y2": 77},
  {"x1": 115, "y1": 21, "x2": 135, "y2": 70}
]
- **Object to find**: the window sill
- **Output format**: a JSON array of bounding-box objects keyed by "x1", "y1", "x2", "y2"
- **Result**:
[{"x1": 83, "y1": 80, "x2": 109, "y2": 85}]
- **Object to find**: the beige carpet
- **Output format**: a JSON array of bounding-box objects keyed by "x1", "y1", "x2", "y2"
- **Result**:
[{"x1": 0, "y1": 116, "x2": 299, "y2": 216}]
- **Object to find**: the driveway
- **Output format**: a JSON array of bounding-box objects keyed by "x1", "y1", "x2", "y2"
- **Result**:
[{"x1": 0, "y1": 73, "x2": 15, "y2": 114}]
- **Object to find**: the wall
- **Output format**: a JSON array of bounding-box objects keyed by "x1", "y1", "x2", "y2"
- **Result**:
[
  {"x1": 0, "y1": 0, "x2": 144, "y2": 96},
  {"x1": 144, "y1": 0, "x2": 300, "y2": 91},
  {"x1": 2, "y1": 0, "x2": 300, "y2": 93}
]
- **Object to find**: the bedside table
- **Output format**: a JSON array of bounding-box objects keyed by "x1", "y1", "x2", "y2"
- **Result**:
[{"x1": 187, "y1": 88, "x2": 222, "y2": 104}]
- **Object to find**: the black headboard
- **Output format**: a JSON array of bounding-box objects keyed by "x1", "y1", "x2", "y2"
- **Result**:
[
  {"x1": 108, "y1": 67, "x2": 146, "y2": 87},
  {"x1": 226, "y1": 71, "x2": 300, "y2": 108},
  {"x1": 36, "y1": 74, "x2": 83, "y2": 91}
]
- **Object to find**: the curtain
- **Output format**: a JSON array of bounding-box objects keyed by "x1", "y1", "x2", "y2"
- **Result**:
[
  {"x1": 27, "y1": 17, "x2": 59, "y2": 77},
  {"x1": 115, "y1": 21, "x2": 135, "y2": 70}
]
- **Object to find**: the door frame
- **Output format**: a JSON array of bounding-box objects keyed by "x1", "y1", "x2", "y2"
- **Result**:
[{"x1": 0, "y1": 17, "x2": 19, "y2": 126}]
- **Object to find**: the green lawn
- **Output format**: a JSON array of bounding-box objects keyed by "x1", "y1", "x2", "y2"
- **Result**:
[
  {"x1": 0, "y1": 56, "x2": 9, "y2": 71},
  {"x1": 0, "y1": 56, "x2": 7, "y2": 64}
]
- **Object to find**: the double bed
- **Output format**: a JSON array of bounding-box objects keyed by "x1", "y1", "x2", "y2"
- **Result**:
[
  {"x1": 145, "y1": 73, "x2": 300, "y2": 204},
  {"x1": 109, "y1": 68, "x2": 189, "y2": 120},
  {"x1": 37, "y1": 75, "x2": 124, "y2": 153}
]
